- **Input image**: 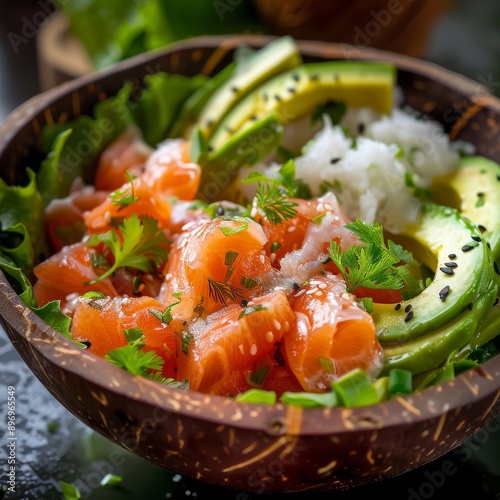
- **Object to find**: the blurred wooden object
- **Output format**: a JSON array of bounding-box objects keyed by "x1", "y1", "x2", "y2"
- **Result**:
[
  {"x1": 254, "y1": 0, "x2": 454, "y2": 58},
  {"x1": 37, "y1": 13, "x2": 92, "y2": 91}
]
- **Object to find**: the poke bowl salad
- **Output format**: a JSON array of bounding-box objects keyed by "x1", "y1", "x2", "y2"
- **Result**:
[{"x1": 1, "y1": 36, "x2": 500, "y2": 410}]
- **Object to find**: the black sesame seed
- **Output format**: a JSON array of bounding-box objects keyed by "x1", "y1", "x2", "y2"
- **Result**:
[
  {"x1": 404, "y1": 304, "x2": 412, "y2": 313},
  {"x1": 274, "y1": 94, "x2": 282, "y2": 102},
  {"x1": 394, "y1": 303, "x2": 402, "y2": 311},
  {"x1": 440, "y1": 266, "x2": 455, "y2": 276},
  {"x1": 241, "y1": 300, "x2": 248, "y2": 307},
  {"x1": 182, "y1": 320, "x2": 188, "y2": 326},
  {"x1": 249, "y1": 115, "x2": 258, "y2": 121},
  {"x1": 216, "y1": 205, "x2": 225, "y2": 216},
  {"x1": 488, "y1": 242, "x2": 492, "y2": 249},
  {"x1": 448, "y1": 253, "x2": 457, "y2": 260},
  {"x1": 310, "y1": 74, "x2": 319, "y2": 81},
  {"x1": 494, "y1": 297, "x2": 499, "y2": 306},
  {"x1": 292, "y1": 74, "x2": 300, "y2": 81},
  {"x1": 477, "y1": 191, "x2": 485, "y2": 197},
  {"x1": 497, "y1": 174, "x2": 500, "y2": 181},
  {"x1": 231, "y1": 86, "x2": 239, "y2": 93},
  {"x1": 471, "y1": 235, "x2": 482, "y2": 242},
  {"x1": 467, "y1": 302, "x2": 474, "y2": 310},
  {"x1": 358, "y1": 123, "x2": 366, "y2": 134},
  {"x1": 494, "y1": 261, "x2": 500, "y2": 275},
  {"x1": 462, "y1": 244, "x2": 474, "y2": 252},
  {"x1": 288, "y1": 87, "x2": 296, "y2": 93},
  {"x1": 330, "y1": 157, "x2": 341, "y2": 164},
  {"x1": 404, "y1": 311, "x2": 414, "y2": 322},
  {"x1": 207, "y1": 146, "x2": 214, "y2": 153},
  {"x1": 478, "y1": 224, "x2": 487, "y2": 233},
  {"x1": 80, "y1": 340, "x2": 91, "y2": 349},
  {"x1": 439, "y1": 285, "x2": 450, "y2": 301},
  {"x1": 445, "y1": 262, "x2": 458, "y2": 268},
  {"x1": 293, "y1": 282, "x2": 300, "y2": 291}
]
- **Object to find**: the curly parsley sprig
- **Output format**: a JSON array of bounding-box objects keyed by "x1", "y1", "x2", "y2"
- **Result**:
[
  {"x1": 328, "y1": 219, "x2": 405, "y2": 293},
  {"x1": 86, "y1": 214, "x2": 169, "y2": 285}
]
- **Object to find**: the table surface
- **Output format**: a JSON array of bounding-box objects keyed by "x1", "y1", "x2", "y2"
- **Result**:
[{"x1": 1, "y1": 0, "x2": 500, "y2": 498}]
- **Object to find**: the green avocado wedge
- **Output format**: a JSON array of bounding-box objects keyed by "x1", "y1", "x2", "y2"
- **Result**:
[
  {"x1": 208, "y1": 60, "x2": 396, "y2": 152},
  {"x1": 431, "y1": 155, "x2": 500, "y2": 260},
  {"x1": 372, "y1": 202, "x2": 498, "y2": 346},
  {"x1": 194, "y1": 36, "x2": 302, "y2": 141}
]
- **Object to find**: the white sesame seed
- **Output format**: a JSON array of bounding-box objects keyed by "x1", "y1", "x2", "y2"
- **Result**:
[
  {"x1": 282, "y1": 321, "x2": 290, "y2": 332},
  {"x1": 266, "y1": 331, "x2": 274, "y2": 343},
  {"x1": 273, "y1": 319, "x2": 282, "y2": 330},
  {"x1": 306, "y1": 287, "x2": 319, "y2": 295},
  {"x1": 270, "y1": 253, "x2": 276, "y2": 263},
  {"x1": 259, "y1": 255, "x2": 265, "y2": 264},
  {"x1": 341, "y1": 292, "x2": 351, "y2": 301},
  {"x1": 250, "y1": 344, "x2": 257, "y2": 356},
  {"x1": 294, "y1": 289, "x2": 306, "y2": 298},
  {"x1": 314, "y1": 291, "x2": 323, "y2": 297},
  {"x1": 318, "y1": 283, "x2": 328, "y2": 289},
  {"x1": 239, "y1": 344, "x2": 245, "y2": 355},
  {"x1": 287, "y1": 226, "x2": 296, "y2": 233},
  {"x1": 316, "y1": 203, "x2": 324, "y2": 212}
]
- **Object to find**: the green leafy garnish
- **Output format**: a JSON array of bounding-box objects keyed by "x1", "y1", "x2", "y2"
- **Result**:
[
  {"x1": 86, "y1": 214, "x2": 169, "y2": 284},
  {"x1": 219, "y1": 221, "x2": 248, "y2": 236},
  {"x1": 100, "y1": 474, "x2": 123, "y2": 488},
  {"x1": 181, "y1": 330, "x2": 193, "y2": 355},
  {"x1": 328, "y1": 219, "x2": 404, "y2": 293},
  {"x1": 59, "y1": 481, "x2": 81, "y2": 500},
  {"x1": 238, "y1": 303, "x2": 267, "y2": 319},
  {"x1": 105, "y1": 328, "x2": 164, "y2": 376},
  {"x1": 254, "y1": 182, "x2": 298, "y2": 225},
  {"x1": 235, "y1": 389, "x2": 276, "y2": 404},
  {"x1": 149, "y1": 292, "x2": 182, "y2": 324},
  {"x1": 109, "y1": 171, "x2": 140, "y2": 210},
  {"x1": 207, "y1": 277, "x2": 245, "y2": 305}
]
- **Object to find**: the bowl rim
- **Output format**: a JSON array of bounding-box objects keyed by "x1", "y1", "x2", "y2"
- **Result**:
[{"x1": 1, "y1": 34, "x2": 500, "y2": 437}]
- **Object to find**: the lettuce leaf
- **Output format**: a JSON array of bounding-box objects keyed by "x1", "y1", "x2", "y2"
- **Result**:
[
  {"x1": 0, "y1": 168, "x2": 45, "y2": 272},
  {"x1": 57, "y1": 0, "x2": 263, "y2": 70},
  {"x1": 0, "y1": 257, "x2": 72, "y2": 339}
]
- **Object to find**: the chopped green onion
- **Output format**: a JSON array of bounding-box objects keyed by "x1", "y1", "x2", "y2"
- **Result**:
[
  {"x1": 388, "y1": 369, "x2": 413, "y2": 395},
  {"x1": 331, "y1": 368, "x2": 380, "y2": 407},
  {"x1": 280, "y1": 390, "x2": 337, "y2": 408},
  {"x1": 235, "y1": 389, "x2": 276, "y2": 404}
]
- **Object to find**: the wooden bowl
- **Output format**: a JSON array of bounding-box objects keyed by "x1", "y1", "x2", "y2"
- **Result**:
[{"x1": 1, "y1": 35, "x2": 500, "y2": 494}]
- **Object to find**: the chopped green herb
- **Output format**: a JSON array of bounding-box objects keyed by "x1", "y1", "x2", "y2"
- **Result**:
[
  {"x1": 328, "y1": 219, "x2": 404, "y2": 293},
  {"x1": 47, "y1": 420, "x2": 59, "y2": 433},
  {"x1": 181, "y1": 330, "x2": 193, "y2": 355},
  {"x1": 59, "y1": 481, "x2": 81, "y2": 500},
  {"x1": 86, "y1": 214, "x2": 169, "y2": 285},
  {"x1": 240, "y1": 276, "x2": 259, "y2": 290},
  {"x1": 312, "y1": 213, "x2": 326, "y2": 224},
  {"x1": 219, "y1": 222, "x2": 248, "y2": 236},
  {"x1": 149, "y1": 292, "x2": 182, "y2": 324},
  {"x1": 248, "y1": 365, "x2": 270, "y2": 386},
  {"x1": 318, "y1": 356, "x2": 335, "y2": 374},
  {"x1": 109, "y1": 171, "x2": 140, "y2": 210},
  {"x1": 100, "y1": 473, "x2": 123, "y2": 488},
  {"x1": 255, "y1": 182, "x2": 298, "y2": 225},
  {"x1": 238, "y1": 303, "x2": 268, "y2": 319},
  {"x1": 235, "y1": 388, "x2": 276, "y2": 404},
  {"x1": 207, "y1": 277, "x2": 245, "y2": 305},
  {"x1": 270, "y1": 242, "x2": 281, "y2": 253},
  {"x1": 332, "y1": 368, "x2": 380, "y2": 407}
]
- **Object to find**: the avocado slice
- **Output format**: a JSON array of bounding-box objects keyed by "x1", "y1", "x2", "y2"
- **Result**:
[
  {"x1": 208, "y1": 61, "x2": 396, "y2": 151},
  {"x1": 372, "y1": 202, "x2": 498, "y2": 346},
  {"x1": 431, "y1": 155, "x2": 500, "y2": 260},
  {"x1": 192, "y1": 114, "x2": 284, "y2": 202},
  {"x1": 194, "y1": 36, "x2": 302, "y2": 141}
]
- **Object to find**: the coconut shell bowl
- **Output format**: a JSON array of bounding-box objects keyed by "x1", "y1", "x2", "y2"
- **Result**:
[{"x1": 1, "y1": 35, "x2": 500, "y2": 494}]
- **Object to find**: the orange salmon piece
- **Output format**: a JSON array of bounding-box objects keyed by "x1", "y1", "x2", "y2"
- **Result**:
[
  {"x1": 70, "y1": 295, "x2": 177, "y2": 378},
  {"x1": 284, "y1": 273, "x2": 384, "y2": 392},
  {"x1": 177, "y1": 290, "x2": 295, "y2": 395},
  {"x1": 94, "y1": 127, "x2": 152, "y2": 192},
  {"x1": 33, "y1": 241, "x2": 118, "y2": 315},
  {"x1": 142, "y1": 139, "x2": 201, "y2": 201},
  {"x1": 83, "y1": 177, "x2": 171, "y2": 234},
  {"x1": 158, "y1": 217, "x2": 271, "y2": 319},
  {"x1": 44, "y1": 186, "x2": 109, "y2": 253}
]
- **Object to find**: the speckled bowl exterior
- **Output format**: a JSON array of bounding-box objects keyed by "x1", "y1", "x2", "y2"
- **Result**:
[{"x1": 1, "y1": 35, "x2": 500, "y2": 494}]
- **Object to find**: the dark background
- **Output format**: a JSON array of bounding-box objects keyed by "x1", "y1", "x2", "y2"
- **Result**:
[{"x1": 1, "y1": 0, "x2": 500, "y2": 498}]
